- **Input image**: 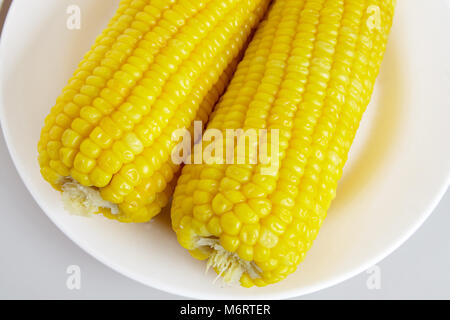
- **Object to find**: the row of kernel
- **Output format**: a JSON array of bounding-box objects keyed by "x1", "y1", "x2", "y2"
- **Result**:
[
  {"x1": 300, "y1": 0, "x2": 366, "y2": 223},
  {"x1": 203, "y1": 0, "x2": 280, "y2": 131},
  {"x1": 65, "y1": 0, "x2": 210, "y2": 169},
  {"x1": 60, "y1": 0, "x2": 185, "y2": 185},
  {"x1": 99, "y1": 2, "x2": 262, "y2": 206},
  {"x1": 169, "y1": 62, "x2": 241, "y2": 228},
  {"x1": 256, "y1": 0, "x2": 341, "y2": 280},
  {"x1": 171, "y1": 0, "x2": 275, "y2": 247},
  {"x1": 264, "y1": 0, "x2": 348, "y2": 282},
  {"x1": 70, "y1": 0, "x2": 240, "y2": 188},
  {"x1": 312, "y1": 0, "x2": 389, "y2": 214},
  {"x1": 202, "y1": 0, "x2": 319, "y2": 266},
  {"x1": 38, "y1": 0, "x2": 148, "y2": 186},
  {"x1": 212, "y1": 0, "x2": 307, "y2": 268},
  {"x1": 46, "y1": 0, "x2": 150, "y2": 157}
]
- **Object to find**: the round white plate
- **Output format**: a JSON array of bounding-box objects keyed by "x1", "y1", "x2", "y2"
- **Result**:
[{"x1": 1, "y1": 0, "x2": 450, "y2": 299}]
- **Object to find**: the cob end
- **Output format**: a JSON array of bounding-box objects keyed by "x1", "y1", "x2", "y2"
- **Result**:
[
  {"x1": 61, "y1": 178, "x2": 119, "y2": 217},
  {"x1": 196, "y1": 238, "x2": 261, "y2": 286}
]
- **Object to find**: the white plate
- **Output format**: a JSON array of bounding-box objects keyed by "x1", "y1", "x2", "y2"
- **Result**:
[{"x1": 1, "y1": 0, "x2": 450, "y2": 299}]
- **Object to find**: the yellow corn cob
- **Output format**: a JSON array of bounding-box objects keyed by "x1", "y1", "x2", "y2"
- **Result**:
[
  {"x1": 38, "y1": 0, "x2": 271, "y2": 222},
  {"x1": 171, "y1": 0, "x2": 395, "y2": 286}
]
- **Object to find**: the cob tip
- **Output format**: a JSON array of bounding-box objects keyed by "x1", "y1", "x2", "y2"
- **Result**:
[
  {"x1": 61, "y1": 178, "x2": 119, "y2": 217},
  {"x1": 196, "y1": 238, "x2": 261, "y2": 285}
]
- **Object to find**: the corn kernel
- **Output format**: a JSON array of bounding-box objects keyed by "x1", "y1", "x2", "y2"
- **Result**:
[
  {"x1": 258, "y1": 227, "x2": 279, "y2": 249},
  {"x1": 90, "y1": 167, "x2": 112, "y2": 188},
  {"x1": 234, "y1": 203, "x2": 259, "y2": 224},
  {"x1": 62, "y1": 129, "x2": 82, "y2": 148},
  {"x1": 193, "y1": 190, "x2": 213, "y2": 205},
  {"x1": 220, "y1": 234, "x2": 239, "y2": 253},
  {"x1": 100, "y1": 186, "x2": 123, "y2": 204},
  {"x1": 212, "y1": 193, "x2": 233, "y2": 215},
  {"x1": 254, "y1": 245, "x2": 270, "y2": 263},
  {"x1": 206, "y1": 217, "x2": 222, "y2": 236},
  {"x1": 98, "y1": 150, "x2": 122, "y2": 174},
  {"x1": 239, "y1": 224, "x2": 260, "y2": 246},
  {"x1": 237, "y1": 244, "x2": 254, "y2": 262},
  {"x1": 80, "y1": 139, "x2": 102, "y2": 158},
  {"x1": 73, "y1": 153, "x2": 96, "y2": 174},
  {"x1": 224, "y1": 190, "x2": 246, "y2": 204},
  {"x1": 193, "y1": 204, "x2": 213, "y2": 222},
  {"x1": 220, "y1": 212, "x2": 242, "y2": 236},
  {"x1": 71, "y1": 118, "x2": 93, "y2": 136}
]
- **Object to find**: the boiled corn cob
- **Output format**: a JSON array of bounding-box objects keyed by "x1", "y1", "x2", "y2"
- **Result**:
[
  {"x1": 171, "y1": 0, "x2": 395, "y2": 286},
  {"x1": 38, "y1": 0, "x2": 271, "y2": 222}
]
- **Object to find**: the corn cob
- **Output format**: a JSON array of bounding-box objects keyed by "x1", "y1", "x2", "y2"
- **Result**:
[
  {"x1": 38, "y1": 0, "x2": 271, "y2": 222},
  {"x1": 171, "y1": 0, "x2": 395, "y2": 286}
]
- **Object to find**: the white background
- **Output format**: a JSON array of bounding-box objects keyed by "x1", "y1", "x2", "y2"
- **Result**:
[{"x1": 0, "y1": 0, "x2": 449, "y2": 299}]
